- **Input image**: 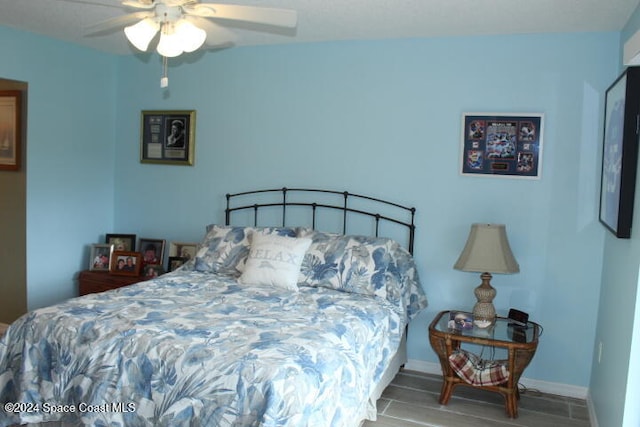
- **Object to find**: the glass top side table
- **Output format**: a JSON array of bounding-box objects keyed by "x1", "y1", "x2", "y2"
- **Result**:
[{"x1": 428, "y1": 310, "x2": 541, "y2": 418}]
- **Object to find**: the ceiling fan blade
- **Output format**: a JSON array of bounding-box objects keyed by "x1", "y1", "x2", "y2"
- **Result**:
[
  {"x1": 121, "y1": 0, "x2": 156, "y2": 9},
  {"x1": 84, "y1": 11, "x2": 153, "y2": 35},
  {"x1": 187, "y1": 16, "x2": 237, "y2": 47},
  {"x1": 53, "y1": 0, "x2": 123, "y2": 8},
  {"x1": 186, "y1": 4, "x2": 297, "y2": 28}
]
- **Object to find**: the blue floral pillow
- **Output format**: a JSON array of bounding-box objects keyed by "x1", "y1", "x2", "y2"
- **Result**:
[
  {"x1": 297, "y1": 228, "x2": 427, "y2": 322},
  {"x1": 194, "y1": 225, "x2": 297, "y2": 276}
]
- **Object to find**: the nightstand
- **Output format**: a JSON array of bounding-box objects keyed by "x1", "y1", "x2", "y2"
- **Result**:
[
  {"x1": 78, "y1": 270, "x2": 148, "y2": 296},
  {"x1": 428, "y1": 310, "x2": 541, "y2": 418}
]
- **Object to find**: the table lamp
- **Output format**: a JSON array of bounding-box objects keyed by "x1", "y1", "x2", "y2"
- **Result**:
[{"x1": 454, "y1": 223, "x2": 519, "y2": 328}]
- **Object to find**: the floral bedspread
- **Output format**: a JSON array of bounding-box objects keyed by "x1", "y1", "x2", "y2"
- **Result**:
[{"x1": 0, "y1": 270, "x2": 414, "y2": 427}]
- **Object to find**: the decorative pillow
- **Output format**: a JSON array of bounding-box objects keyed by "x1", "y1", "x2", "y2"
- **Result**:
[
  {"x1": 448, "y1": 349, "x2": 509, "y2": 386},
  {"x1": 194, "y1": 225, "x2": 297, "y2": 276},
  {"x1": 297, "y1": 228, "x2": 427, "y2": 323},
  {"x1": 238, "y1": 233, "x2": 312, "y2": 290}
]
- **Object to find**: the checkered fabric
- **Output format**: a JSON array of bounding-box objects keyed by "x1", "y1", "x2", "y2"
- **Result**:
[{"x1": 448, "y1": 349, "x2": 509, "y2": 386}]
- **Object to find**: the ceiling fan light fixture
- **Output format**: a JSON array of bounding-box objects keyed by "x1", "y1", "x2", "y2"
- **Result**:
[
  {"x1": 157, "y1": 26, "x2": 184, "y2": 57},
  {"x1": 175, "y1": 20, "x2": 207, "y2": 53},
  {"x1": 124, "y1": 18, "x2": 159, "y2": 51}
]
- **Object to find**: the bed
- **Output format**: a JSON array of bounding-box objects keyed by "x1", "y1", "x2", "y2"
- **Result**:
[{"x1": 0, "y1": 188, "x2": 427, "y2": 427}]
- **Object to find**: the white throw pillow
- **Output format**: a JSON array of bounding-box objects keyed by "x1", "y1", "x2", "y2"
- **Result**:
[{"x1": 238, "y1": 233, "x2": 312, "y2": 291}]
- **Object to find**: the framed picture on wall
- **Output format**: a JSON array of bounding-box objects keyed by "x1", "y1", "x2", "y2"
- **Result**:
[
  {"x1": 599, "y1": 67, "x2": 640, "y2": 238},
  {"x1": 460, "y1": 113, "x2": 544, "y2": 179},
  {"x1": 0, "y1": 90, "x2": 22, "y2": 171},
  {"x1": 140, "y1": 110, "x2": 196, "y2": 166}
]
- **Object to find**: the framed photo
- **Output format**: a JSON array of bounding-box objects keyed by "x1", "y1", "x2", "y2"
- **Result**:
[
  {"x1": 105, "y1": 233, "x2": 136, "y2": 251},
  {"x1": 139, "y1": 238, "x2": 166, "y2": 266},
  {"x1": 0, "y1": 90, "x2": 22, "y2": 171},
  {"x1": 448, "y1": 311, "x2": 473, "y2": 330},
  {"x1": 110, "y1": 251, "x2": 142, "y2": 276},
  {"x1": 168, "y1": 256, "x2": 188, "y2": 272},
  {"x1": 169, "y1": 242, "x2": 198, "y2": 260},
  {"x1": 143, "y1": 264, "x2": 164, "y2": 279},
  {"x1": 140, "y1": 110, "x2": 195, "y2": 165},
  {"x1": 599, "y1": 68, "x2": 640, "y2": 238},
  {"x1": 460, "y1": 113, "x2": 544, "y2": 179},
  {"x1": 89, "y1": 244, "x2": 113, "y2": 271}
]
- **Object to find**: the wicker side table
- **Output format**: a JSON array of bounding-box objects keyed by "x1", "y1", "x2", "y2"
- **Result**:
[{"x1": 428, "y1": 310, "x2": 540, "y2": 418}]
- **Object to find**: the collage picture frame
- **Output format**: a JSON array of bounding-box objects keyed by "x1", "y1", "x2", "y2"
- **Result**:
[{"x1": 460, "y1": 112, "x2": 544, "y2": 179}]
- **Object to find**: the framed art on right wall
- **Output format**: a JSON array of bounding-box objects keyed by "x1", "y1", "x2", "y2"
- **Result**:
[{"x1": 599, "y1": 67, "x2": 640, "y2": 238}]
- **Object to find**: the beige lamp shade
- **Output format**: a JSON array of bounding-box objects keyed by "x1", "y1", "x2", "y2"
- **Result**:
[{"x1": 454, "y1": 223, "x2": 519, "y2": 274}]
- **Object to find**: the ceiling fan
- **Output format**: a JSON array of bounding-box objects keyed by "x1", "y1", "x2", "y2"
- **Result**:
[
  {"x1": 71, "y1": 0, "x2": 297, "y2": 86},
  {"x1": 82, "y1": 0, "x2": 297, "y2": 57}
]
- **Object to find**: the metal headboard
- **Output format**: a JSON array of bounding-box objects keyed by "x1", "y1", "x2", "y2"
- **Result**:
[{"x1": 225, "y1": 187, "x2": 416, "y2": 254}]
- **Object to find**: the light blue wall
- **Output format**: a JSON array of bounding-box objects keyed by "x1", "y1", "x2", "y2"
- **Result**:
[
  {"x1": 0, "y1": 26, "x2": 117, "y2": 309},
  {"x1": 114, "y1": 33, "x2": 619, "y2": 387},
  {"x1": 590, "y1": 3, "x2": 640, "y2": 426},
  {"x1": 0, "y1": 20, "x2": 623, "y2": 394}
]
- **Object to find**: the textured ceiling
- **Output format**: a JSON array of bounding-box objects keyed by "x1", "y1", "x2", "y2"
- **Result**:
[{"x1": 0, "y1": 0, "x2": 638, "y2": 55}]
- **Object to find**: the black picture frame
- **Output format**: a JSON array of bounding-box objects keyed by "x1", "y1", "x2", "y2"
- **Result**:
[
  {"x1": 105, "y1": 233, "x2": 136, "y2": 252},
  {"x1": 168, "y1": 256, "x2": 188, "y2": 272},
  {"x1": 140, "y1": 110, "x2": 195, "y2": 165},
  {"x1": 599, "y1": 67, "x2": 640, "y2": 238}
]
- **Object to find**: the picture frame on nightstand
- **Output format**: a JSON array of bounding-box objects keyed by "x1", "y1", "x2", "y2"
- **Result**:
[
  {"x1": 143, "y1": 264, "x2": 164, "y2": 279},
  {"x1": 105, "y1": 233, "x2": 136, "y2": 252},
  {"x1": 169, "y1": 241, "x2": 198, "y2": 260},
  {"x1": 168, "y1": 256, "x2": 188, "y2": 272},
  {"x1": 89, "y1": 244, "x2": 113, "y2": 272},
  {"x1": 110, "y1": 251, "x2": 142, "y2": 276},
  {"x1": 139, "y1": 238, "x2": 166, "y2": 266}
]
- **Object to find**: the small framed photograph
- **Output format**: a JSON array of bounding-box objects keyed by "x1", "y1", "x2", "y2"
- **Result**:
[
  {"x1": 105, "y1": 233, "x2": 136, "y2": 252},
  {"x1": 89, "y1": 244, "x2": 113, "y2": 271},
  {"x1": 139, "y1": 238, "x2": 166, "y2": 266},
  {"x1": 0, "y1": 91, "x2": 22, "y2": 171},
  {"x1": 169, "y1": 242, "x2": 198, "y2": 260},
  {"x1": 110, "y1": 251, "x2": 142, "y2": 276},
  {"x1": 448, "y1": 311, "x2": 473, "y2": 330},
  {"x1": 143, "y1": 264, "x2": 164, "y2": 279},
  {"x1": 140, "y1": 110, "x2": 196, "y2": 166},
  {"x1": 168, "y1": 256, "x2": 188, "y2": 272}
]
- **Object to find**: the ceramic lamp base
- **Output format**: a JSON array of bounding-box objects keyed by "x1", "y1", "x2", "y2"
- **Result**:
[{"x1": 472, "y1": 272, "x2": 496, "y2": 328}]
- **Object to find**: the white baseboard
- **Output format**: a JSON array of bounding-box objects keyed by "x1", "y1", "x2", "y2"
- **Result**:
[{"x1": 404, "y1": 359, "x2": 589, "y2": 400}]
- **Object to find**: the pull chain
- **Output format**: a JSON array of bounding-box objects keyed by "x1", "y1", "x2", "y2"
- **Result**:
[{"x1": 161, "y1": 55, "x2": 168, "y2": 87}]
